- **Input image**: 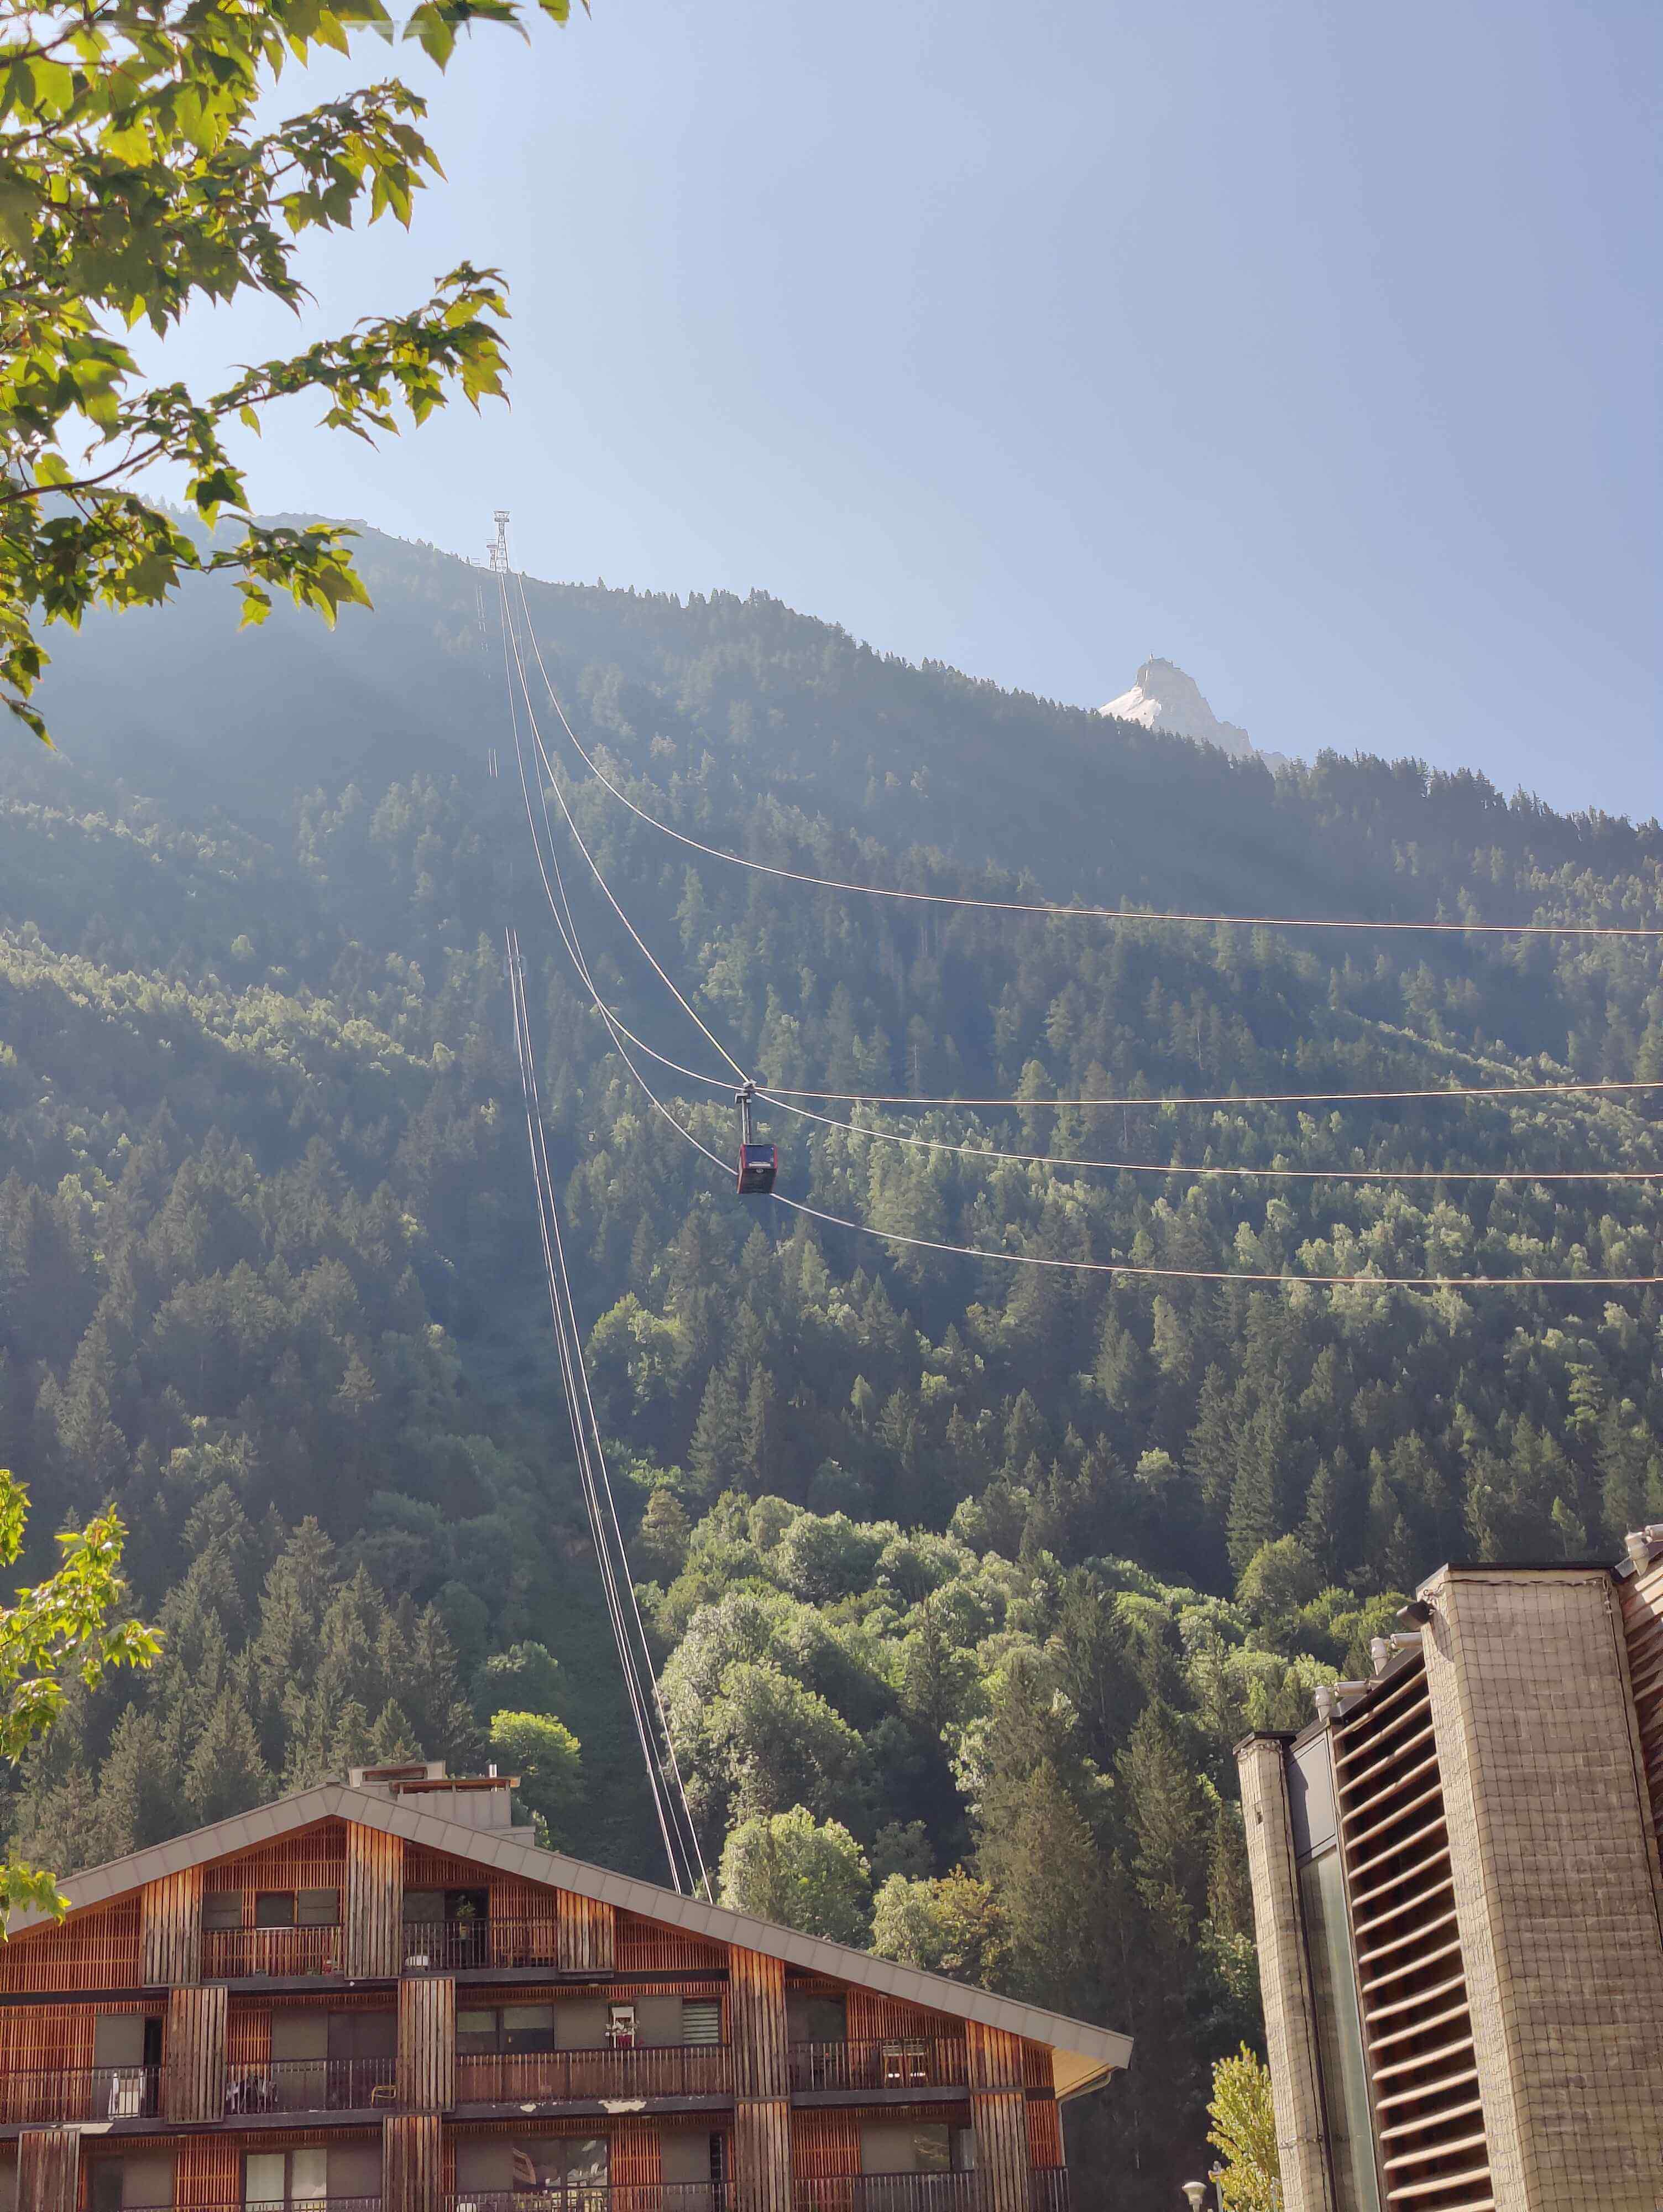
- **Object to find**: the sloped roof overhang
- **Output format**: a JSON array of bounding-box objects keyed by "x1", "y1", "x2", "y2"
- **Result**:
[{"x1": 8, "y1": 1783, "x2": 1131, "y2": 2094}]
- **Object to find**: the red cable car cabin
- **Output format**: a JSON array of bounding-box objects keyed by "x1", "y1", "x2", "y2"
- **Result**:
[{"x1": 735, "y1": 1083, "x2": 777, "y2": 1195}]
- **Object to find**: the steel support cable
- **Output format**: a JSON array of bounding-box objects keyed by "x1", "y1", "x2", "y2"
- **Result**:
[
  {"x1": 506, "y1": 592, "x2": 1662, "y2": 1191},
  {"x1": 510, "y1": 940, "x2": 707, "y2": 1897},
  {"x1": 750, "y1": 1075, "x2": 1663, "y2": 1107},
  {"x1": 503, "y1": 587, "x2": 750, "y2": 1086},
  {"x1": 503, "y1": 593, "x2": 1663, "y2": 1285},
  {"x1": 755, "y1": 1091, "x2": 1663, "y2": 1185},
  {"x1": 504, "y1": 929, "x2": 688, "y2": 1892},
  {"x1": 511, "y1": 575, "x2": 1663, "y2": 943},
  {"x1": 505, "y1": 752, "x2": 1663, "y2": 1289},
  {"x1": 496, "y1": 592, "x2": 710, "y2": 1891}
]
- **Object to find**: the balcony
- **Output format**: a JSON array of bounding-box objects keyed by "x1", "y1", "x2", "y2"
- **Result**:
[
  {"x1": 222, "y1": 2057, "x2": 397, "y2": 2114},
  {"x1": 202, "y1": 1926, "x2": 343, "y2": 1980},
  {"x1": 447, "y1": 2190, "x2": 728, "y2": 2212},
  {"x1": 787, "y1": 2042, "x2": 969, "y2": 2096},
  {"x1": 401, "y1": 1918, "x2": 565, "y2": 1972},
  {"x1": 1027, "y1": 2176, "x2": 1070, "y2": 2212},
  {"x1": 0, "y1": 2066, "x2": 160, "y2": 2124},
  {"x1": 794, "y1": 2180, "x2": 982, "y2": 2212},
  {"x1": 455, "y1": 2045, "x2": 733, "y2": 2105}
]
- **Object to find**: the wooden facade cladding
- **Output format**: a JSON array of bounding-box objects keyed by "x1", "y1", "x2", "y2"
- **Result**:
[
  {"x1": 1025, "y1": 2096, "x2": 1063, "y2": 2171},
  {"x1": 733, "y1": 2098, "x2": 791, "y2": 2212},
  {"x1": 1620, "y1": 1547, "x2": 1663, "y2": 1840},
  {"x1": 0, "y1": 1996, "x2": 156, "y2": 2083},
  {"x1": 345, "y1": 1821, "x2": 404, "y2": 1979},
  {"x1": 558, "y1": 1890, "x2": 615, "y2": 1971},
  {"x1": 0, "y1": 1900, "x2": 140, "y2": 1996},
  {"x1": 730, "y1": 1948, "x2": 788, "y2": 2100},
  {"x1": 16, "y1": 2130, "x2": 77, "y2": 2212},
  {"x1": 615, "y1": 1910, "x2": 719, "y2": 1974},
  {"x1": 970, "y1": 2089, "x2": 1031, "y2": 2212},
  {"x1": 174, "y1": 2136, "x2": 240, "y2": 2209},
  {"x1": 1332, "y1": 1652, "x2": 1494, "y2": 2212},
  {"x1": 164, "y1": 1984, "x2": 227, "y2": 2122},
  {"x1": 142, "y1": 1869, "x2": 203, "y2": 1987},
  {"x1": 396, "y1": 1976, "x2": 456, "y2": 2111},
  {"x1": 384, "y1": 2114, "x2": 443, "y2": 2212},
  {"x1": 965, "y1": 2022, "x2": 1024, "y2": 2091},
  {"x1": 791, "y1": 2111, "x2": 861, "y2": 2179}
]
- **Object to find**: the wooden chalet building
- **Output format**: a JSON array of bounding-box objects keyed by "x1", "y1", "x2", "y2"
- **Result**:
[{"x1": 0, "y1": 1764, "x2": 1130, "y2": 2212}]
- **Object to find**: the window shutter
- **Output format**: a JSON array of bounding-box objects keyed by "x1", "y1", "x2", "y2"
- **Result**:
[{"x1": 682, "y1": 2000, "x2": 721, "y2": 2045}]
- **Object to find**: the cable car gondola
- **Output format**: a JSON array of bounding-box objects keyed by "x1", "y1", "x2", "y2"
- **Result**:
[{"x1": 735, "y1": 1082, "x2": 777, "y2": 1195}]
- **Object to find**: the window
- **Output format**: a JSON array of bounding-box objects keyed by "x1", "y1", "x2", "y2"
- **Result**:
[
  {"x1": 245, "y1": 2151, "x2": 327, "y2": 2210},
  {"x1": 860, "y1": 2127, "x2": 960, "y2": 2177},
  {"x1": 297, "y1": 1889, "x2": 340, "y2": 1928},
  {"x1": 202, "y1": 1892, "x2": 242, "y2": 1931},
  {"x1": 402, "y1": 1889, "x2": 444, "y2": 1925},
  {"x1": 88, "y1": 2160, "x2": 172, "y2": 2212},
  {"x1": 682, "y1": 2001, "x2": 721, "y2": 2046},
  {"x1": 510, "y1": 2142, "x2": 608, "y2": 2192},
  {"x1": 254, "y1": 1893, "x2": 296, "y2": 1929},
  {"x1": 606, "y1": 2004, "x2": 636, "y2": 2049},
  {"x1": 786, "y1": 1994, "x2": 846, "y2": 2044},
  {"x1": 458, "y1": 2006, "x2": 556, "y2": 2056}
]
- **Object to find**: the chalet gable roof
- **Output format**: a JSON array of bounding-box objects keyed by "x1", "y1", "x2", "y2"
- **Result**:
[{"x1": 9, "y1": 1782, "x2": 1131, "y2": 2096}]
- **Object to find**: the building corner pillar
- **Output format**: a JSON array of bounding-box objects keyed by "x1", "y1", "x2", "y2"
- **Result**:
[{"x1": 1235, "y1": 1733, "x2": 1335, "y2": 2212}]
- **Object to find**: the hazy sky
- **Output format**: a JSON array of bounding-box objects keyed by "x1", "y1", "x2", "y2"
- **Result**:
[{"x1": 148, "y1": 0, "x2": 1657, "y2": 818}]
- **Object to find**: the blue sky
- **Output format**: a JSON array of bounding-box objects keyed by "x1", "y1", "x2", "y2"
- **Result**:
[{"x1": 149, "y1": 0, "x2": 1657, "y2": 818}]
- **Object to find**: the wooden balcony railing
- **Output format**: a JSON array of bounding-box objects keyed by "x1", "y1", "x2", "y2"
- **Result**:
[
  {"x1": 222, "y1": 2057, "x2": 396, "y2": 2114},
  {"x1": 787, "y1": 2041, "x2": 969, "y2": 2095},
  {"x1": 202, "y1": 1925, "x2": 342, "y2": 1980},
  {"x1": 0, "y1": 2066, "x2": 159, "y2": 2123},
  {"x1": 455, "y1": 2044, "x2": 733, "y2": 2104},
  {"x1": 794, "y1": 2179, "x2": 981, "y2": 2212}
]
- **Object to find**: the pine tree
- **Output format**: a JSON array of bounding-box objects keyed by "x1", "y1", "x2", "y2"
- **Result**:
[
  {"x1": 690, "y1": 1364, "x2": 744, "y2": 1496},
  {"x1": 183, "y1": 1689, "x2": 270, "y2": 1825}
]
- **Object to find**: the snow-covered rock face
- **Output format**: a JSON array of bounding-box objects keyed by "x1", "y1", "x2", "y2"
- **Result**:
[{"x1": 1101, "y1": 658, "x2": 1256, "y2": 760}]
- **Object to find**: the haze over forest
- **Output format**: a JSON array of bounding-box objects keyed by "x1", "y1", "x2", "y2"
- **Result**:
[{"x1": 3, "y1": 528, "x2": 1661, "y2": 2202}]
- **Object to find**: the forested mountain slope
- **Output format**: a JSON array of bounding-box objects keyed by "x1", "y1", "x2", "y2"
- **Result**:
[{"x1": 3, "y1": 525, "x2": 1661, "y2": 2203}]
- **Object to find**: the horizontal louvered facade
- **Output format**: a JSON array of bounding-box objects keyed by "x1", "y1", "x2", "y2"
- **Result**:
[{"x1": 1238, "y1": 1552, "x2": 1663, "y2": 2212}]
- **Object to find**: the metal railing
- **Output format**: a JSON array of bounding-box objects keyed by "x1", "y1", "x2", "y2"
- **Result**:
[
  {"x1": 794, "y1": 2180, "x2": 981, "y2": 2212},
  {"x1": 0, "y1": 2066, "x2": 160, "y2": 2123},
  {"x1": 455, "y1": 2044, "x2": 733, "y2": 2104},
  {"x1": 787, "y1": 2041, "x2": 970, "y2": 2094},
  {"x1": 206, "y1": 2198, "x2": 382, "y2": 2212},
  {"x1": 402, "y1": 1917, "x2": 591, "y2": 1971},
  {"x1": 1027, "y1": 2174, "x2": 1070, "y2": 2212},
  {"x1": 202, "y1": 1924, "x2": 342, "y2": 1979},
  {"x1": 446, "y1": 2189, "x2": 728, "y2": 2212},
  {"x1": 222, "y1": 2056, "x2": 397, "y2": 2113}
]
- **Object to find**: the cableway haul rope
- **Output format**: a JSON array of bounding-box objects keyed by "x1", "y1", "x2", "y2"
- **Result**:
[
  {"x1": 512, "y1": 573, "x2": 1663, "y2": 943},
  {"x1": 497, "y1": 571, "x2": 1663, "y2": 1291},
  {"x1": 496, "y1": 570, "x2": 707, "y2": 1895}
]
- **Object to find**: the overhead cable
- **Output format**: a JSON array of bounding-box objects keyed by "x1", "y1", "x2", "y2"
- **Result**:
[
  {"x1": 511, "y1": 577, "x2": 1663, "y2": 943},
  {"x1": 501, "y1": 582, "x2": 1663, "y2": 1289},
  {"x1": 757, "y1": 1090, "x2": 1663, "y2": 1184}
]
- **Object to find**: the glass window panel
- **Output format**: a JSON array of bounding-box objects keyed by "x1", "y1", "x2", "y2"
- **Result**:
[
  {"x1": 297, "y1": 1889, "x2": 339, "y2": 1928},
  {"x1": 503, "y1": 2005, "x2": 555, "y2": 2054},
  {"x1": 564, "y1": 2143, "x2": 609, "y2": 2187},
  {"x1": 457, "y1": 2010, "x2": 500, "y2": 2054},
  {"x1": 402, "y1": 1890, "x2": 443, "y2": 1923},
  {"x1": 1300, "y1": 1850, "x2": 1382, "y2": 2212},
  {"x1": 253, "y1": 1892, "x2": 296, "y2": 1929},
  {"x1": 910, "y1": 2131, "x2": 951, "y2": 2175},
  {"x1": 244, "y1": 2156, "x2": 285, "y2": 2209},
  {"x1": 202, "y1": 1892, "x2": 242, "y2": 1930},
  {"x1": 91, "y1": 2171, "x2": 123, "y2": 2212},
  {"x1": 289, "y1": 2151, "x2": 328, "y2": 2204}
]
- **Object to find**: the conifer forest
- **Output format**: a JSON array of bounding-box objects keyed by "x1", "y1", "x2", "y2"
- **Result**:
[{"x1": 2, "y1": 529, "x2": 1660, "y2": 2203}]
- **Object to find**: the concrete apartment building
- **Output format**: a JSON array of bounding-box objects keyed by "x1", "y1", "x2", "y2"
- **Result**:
[
  {"x1": 0, "y1": 1762, "x2": 1130, "y2": 2212},
  {"x1": 1236, "y1": 1535, "x2": 1663, "y2": 2212}
]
